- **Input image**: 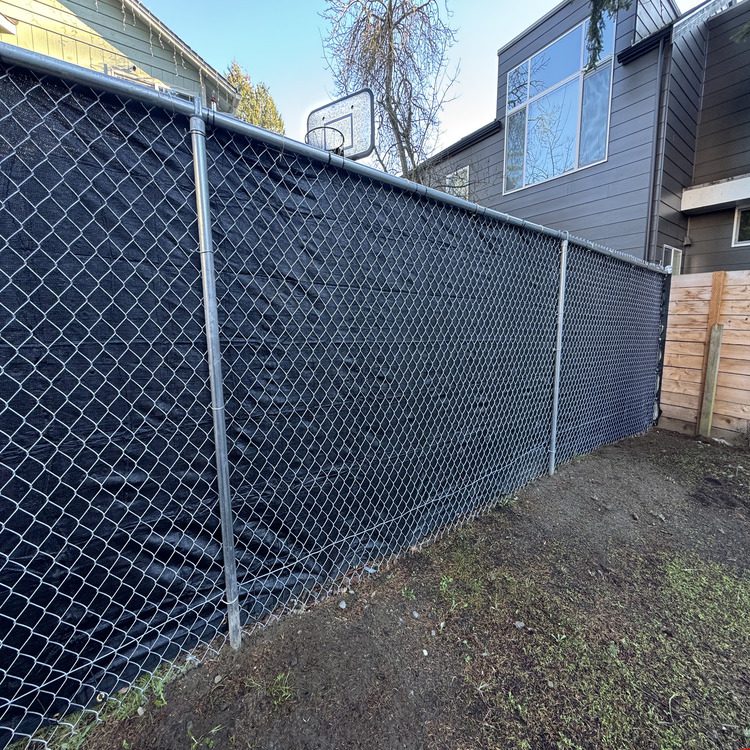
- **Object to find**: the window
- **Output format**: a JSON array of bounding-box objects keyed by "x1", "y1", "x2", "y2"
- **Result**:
[
  {"x1": 445, "y1": 166, "x2": 470, "y2": 200},
  {"x1": 662, "y1": 245, "x2": 683, "y2": 275},
  {"x1": 504, "y1": 13, "x2": 616, "y2": 193},
  {"x1": 732, "y1": 207, "x2": 750, "y2": 246}
]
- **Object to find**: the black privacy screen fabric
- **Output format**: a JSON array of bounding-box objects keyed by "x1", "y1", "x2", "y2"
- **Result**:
[
  {"x1": 0, "y1": 66, "x2": 221, "y2": 744},
  {"x1": 203, "y1": 127, "x2": 563, "y2": 621},
  {"x1": 0, "y1": 61, "x2": 667, "y2": 745}
]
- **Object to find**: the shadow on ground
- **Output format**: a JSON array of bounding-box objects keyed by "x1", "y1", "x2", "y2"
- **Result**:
[{"x1": 78, "y1": 431, "x2": 750, "y2": 750}]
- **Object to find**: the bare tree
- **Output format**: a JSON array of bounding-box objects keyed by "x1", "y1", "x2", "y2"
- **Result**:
[{"x1": 322, "y1": 0, "x2": 457, "y2": 180}]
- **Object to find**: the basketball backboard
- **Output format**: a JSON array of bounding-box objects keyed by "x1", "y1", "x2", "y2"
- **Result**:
[{"x1": 306, "y1": 89, "x2": 375, "y2": 161}]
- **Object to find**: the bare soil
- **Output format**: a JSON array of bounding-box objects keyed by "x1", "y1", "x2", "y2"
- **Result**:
[{"x1": 80, "y1": 430, "x2": 750, "y2": 750}]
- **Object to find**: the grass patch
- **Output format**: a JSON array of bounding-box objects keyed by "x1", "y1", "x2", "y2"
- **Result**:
[
  {"x1": 25, "y1": 661, "x2": 184, "y2": 750},
  {"x1": 245, "y1": 671, "x2": 295, "y2": 707},
  {"x1": 450, "y1": 552, "x2": 750, "y2": 749}
]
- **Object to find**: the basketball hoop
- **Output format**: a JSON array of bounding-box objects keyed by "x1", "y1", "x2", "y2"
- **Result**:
[
  {"x1": 305, "y1": 89, "x2": 375, "y2": 161},
  {"x1": 305, "y1": 126, "x2": 346, "y2": 156}
]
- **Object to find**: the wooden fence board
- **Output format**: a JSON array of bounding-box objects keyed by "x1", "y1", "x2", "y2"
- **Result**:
[
  {"x1": 661, "y1": 404, "x2": 700, "y2": 424},
  {"x1": 666, "y1": 328, "x2": 707, "y2": 343},
  {"x1": 665, "y1": 353, "x2": 705, "y2": 369},
  {"x1": 670, "y1": 272, "x2": 714, "y2": 287},
  {"x1": 723, "y1": 330, "x2": 750, "y2": 345},
  {"x1": 664, "y1": 341, "x2": 705, "y2": 356},
  {"x1": 720, "y1": 300, "x2": 750, "y2": 315},
  {"x1": 719, "y1": 359, "x2": 750, "y2": 376},
  {"x1": 669, "y1": 314, "x2": 709, "y2": 328},
  {"x1": 712, "y1": 413, "x2": 750, "y2": 433},
  {"x1": 715, "y1": 385, "x2": 750, "y2": 406},
  {"x1": 662, "y1": 378, "x2": 702, "y2": 396},
  {"x1": 670, "y1": 300, "x2": 710, "y2": 315},
  {"x1": 722, "y1": 284, "x2": 750, "y2": 300},
  {"x1": 718, "y1": 314, "x2": 750, "y2": 330},
  {"x1": 713, "y1": 399, "x2": 750, "y2": 419},
  {"x1": 717, "y1": 371, "x2": 750, "y2": 390},
  {"x1": 670, "y1": 286, "x2": 713, "y2": 301},
  {"x1": 657, "y1": 417, "x2": 697, "y2": 435},
  {"x1": 724, "y1": 269, "x2": 750, "y2": 285},
  {"x1": 662, "y1": 390, "x2": 701, "y2": 409},
  {"x1": 662, "y1": 366, "x2": 703, "y2": 383},
  {"x1": 720, "y1": 344, "x2": 750, "y2": 361}
]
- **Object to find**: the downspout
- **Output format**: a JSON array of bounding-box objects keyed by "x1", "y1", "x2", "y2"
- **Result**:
[{"x1": 643, "y1": 36, "x2": 668, "y2": 263}]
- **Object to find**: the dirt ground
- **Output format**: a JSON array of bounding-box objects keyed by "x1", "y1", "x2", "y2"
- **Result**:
[{"x1": 74, "y1": 430, "x2": 749, "y2": 750}]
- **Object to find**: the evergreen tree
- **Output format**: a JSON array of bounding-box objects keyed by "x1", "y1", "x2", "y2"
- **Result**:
[{"x1": 226, "y1": 60, "x2": 285, "y2": 134}]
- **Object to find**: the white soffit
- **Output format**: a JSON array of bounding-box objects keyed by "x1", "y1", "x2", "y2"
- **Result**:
[{"x1": 681, "y1": 173, "x2": 750, "y2": 213}]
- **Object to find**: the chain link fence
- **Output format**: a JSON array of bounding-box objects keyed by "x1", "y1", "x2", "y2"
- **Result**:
[{"x1": 0, "y1": 49, "x2": 670, "y2": 748}]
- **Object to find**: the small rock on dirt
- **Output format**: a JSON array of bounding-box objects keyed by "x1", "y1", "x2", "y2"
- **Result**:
[
  {"x1": 513, "y1": 621, "x2": 525, "y2": 630},
  {"x1": 338, "y1": 600, "x2": 347, "y2": 610},
  {"x1": 412, "y1": 610, "x2": 420, "y2": 619}
]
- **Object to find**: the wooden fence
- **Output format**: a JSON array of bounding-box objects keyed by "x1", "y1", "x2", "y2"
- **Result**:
[{"x1": 659, "y1": 269, "x2": 750, "y2": 443}]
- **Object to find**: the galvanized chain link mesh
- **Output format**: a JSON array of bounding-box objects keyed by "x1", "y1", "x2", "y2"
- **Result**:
[
  {"x1": 204, "y1": 127, "x2": 564, "y2": 626},
  {"x1": 0, "y1": 59, "x2": 669, "y2": 748},
  {"x1": 556, "y1": 242, "x2": 668, "y2": 464},
  {"x1": 0, "y1": 65, "x2": 227, "y2": 748}
]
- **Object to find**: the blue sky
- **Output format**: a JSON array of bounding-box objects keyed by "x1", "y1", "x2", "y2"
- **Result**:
[{"x1": 144, "y1": 0, "x2": 703, "y2": 149}]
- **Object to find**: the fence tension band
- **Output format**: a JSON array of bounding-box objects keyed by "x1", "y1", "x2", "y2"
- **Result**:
[{"x1": 189, "y1": 102, "x2": 242, "y2": 650}]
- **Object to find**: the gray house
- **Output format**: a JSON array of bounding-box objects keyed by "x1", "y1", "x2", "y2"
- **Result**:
[{"x1": 426, "y1": 0, "x2": 750, "y2": 273}]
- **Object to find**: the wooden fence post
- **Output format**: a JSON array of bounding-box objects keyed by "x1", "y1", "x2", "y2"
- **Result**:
[
  {"x1": 695, "y1": 271, "x2": 726, "y2": 437},
  {"x1": 699, "y1": 323, "x2": 724, "y2": 438}
]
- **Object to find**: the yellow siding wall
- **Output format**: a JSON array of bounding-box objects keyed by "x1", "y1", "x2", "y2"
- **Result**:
[{"x1": 0, "y1": 0, "x2": 234, "y2": 110}]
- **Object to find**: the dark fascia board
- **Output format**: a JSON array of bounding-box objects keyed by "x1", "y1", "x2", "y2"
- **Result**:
[
  {"x1": 420, "y1": 119, "x2": 503, "y2": 169},
  {"x1": 617, "y1": 23, "x2": 673, "y2": 65}
]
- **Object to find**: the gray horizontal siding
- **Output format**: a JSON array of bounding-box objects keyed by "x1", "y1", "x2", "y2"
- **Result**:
[
  {"x1": 424, "y1": 131, "x2": 503, "y2": 208},
  {"x1": 685, "y1": 210, "x2": 750, "y2": 272},
  {"x1": 692, "y1": 2, "x2": 750, "y2": 184}
]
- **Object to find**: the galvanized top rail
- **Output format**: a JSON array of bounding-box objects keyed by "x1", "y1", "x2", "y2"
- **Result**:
[{"x1": 0, "y1": 42, "x2": 669, "y2": 276}]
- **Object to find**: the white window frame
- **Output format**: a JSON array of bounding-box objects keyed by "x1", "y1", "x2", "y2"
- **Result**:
[
  {"x1": 662, "y1": 245, "x2": 683, "y2": 275},
  {"x1": 731, "y1": 205, "x2": 750, "y2": 247},
  {"x1": 502, "y1": 16, "x2": 616, "y2": 195},
  {"x1": 445, "y1": 165, "x2": 470, "y2": 200}
]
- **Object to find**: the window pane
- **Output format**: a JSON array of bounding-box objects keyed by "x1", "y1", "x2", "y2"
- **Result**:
[
  {"x1": 446, "y1": 166, "x2": 469, "y2": 200},
  {"x1": 525, "y1": 78, "x2": 580, "y2": 184},
  {"x1": 583, "y1": 13, "x2": 616, "y2": 66},
  {"x1": 529, "y1": 26, "x2": 583, "y2": 97},
  {"x1": 738, "y1": 209, "x2": 750, "y2": 243},
  {"x1": 579, "y1": 65, "x2": 611, "y2": 166},
  {"x1": 505, "y1": 108, "x2": 526, "y2": 191},
  {"x1": 507, "y1": 61, "x2": 529, "y2": 110},
  {"x1": 601, "y1": 13, "x2": 616, "y2": 58}
]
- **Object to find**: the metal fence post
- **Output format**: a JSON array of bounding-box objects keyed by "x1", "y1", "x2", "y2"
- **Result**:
[
  {"x1": 189, "y1": 103, "x2": 242, "y2": 650},
  {"x1": 549, "y1": 234, "x2": 569, "y2": 475}
]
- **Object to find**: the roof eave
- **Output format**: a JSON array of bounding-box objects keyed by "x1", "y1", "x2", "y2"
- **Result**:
[{"x1": 124, "y1": 0, "x2": 237, "y2": 99}]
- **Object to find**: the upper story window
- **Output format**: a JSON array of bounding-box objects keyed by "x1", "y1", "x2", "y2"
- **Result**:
[
  {"x1": 504, "y1": 13, "x2": 616, "y2": 193},
  {"x1": 445, "y1": 166, "x2": 470, "y2": 200},
  {"x1": 732, "y1": 207, "x2": 750, "y2": 247}
]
